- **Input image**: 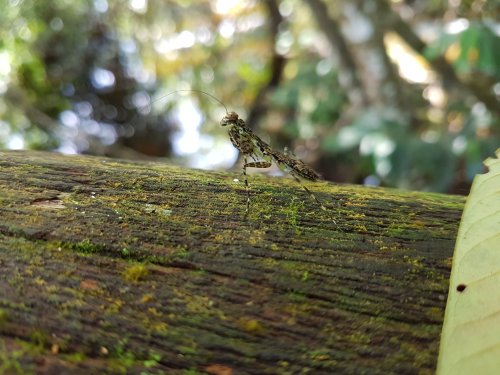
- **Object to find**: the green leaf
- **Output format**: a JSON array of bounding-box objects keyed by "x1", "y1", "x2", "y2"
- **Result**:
[
  {"x1": 424, "y1": 22, "x2": 500, "y2": 77},
  {"x1": 477, "y1": 28, "x2": 500, "y2": 77},
  {"x1": 423, "y1": 32, "x2": 456, "y2": 60},
  {"x1": 437, "y1": 149, "x2": 500, "y2": 375}
]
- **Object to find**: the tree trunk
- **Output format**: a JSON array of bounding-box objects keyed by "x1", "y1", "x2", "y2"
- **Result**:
[{"x1": 0, "y1": 150, "x2": 463, "y2": 374}]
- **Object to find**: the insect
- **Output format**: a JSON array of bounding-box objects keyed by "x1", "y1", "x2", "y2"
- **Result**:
[
  {"x1": 142, "y1": 90, "x2": 328, "y2": 214},
  {"x1": 220, "y1": 111, "x2": 327, "y2": 214}
]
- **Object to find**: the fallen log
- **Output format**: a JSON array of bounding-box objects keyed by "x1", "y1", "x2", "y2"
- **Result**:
[{"x1": 0, "y1": 150, "x2": 464, "y2": 374}]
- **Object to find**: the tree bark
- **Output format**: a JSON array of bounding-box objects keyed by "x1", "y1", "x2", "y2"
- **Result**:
[{"x1": 0, "y1": 150, "x2": 463, "y2": 374}]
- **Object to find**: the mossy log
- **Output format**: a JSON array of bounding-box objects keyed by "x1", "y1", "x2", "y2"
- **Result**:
[{"x1": 0, "y1": 150, "x2": 464, "y2": 374}]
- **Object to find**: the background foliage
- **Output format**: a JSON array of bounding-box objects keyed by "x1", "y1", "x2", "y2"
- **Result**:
[{"x1": 1, "y1": 0, "x2": 498, "y2": 194}]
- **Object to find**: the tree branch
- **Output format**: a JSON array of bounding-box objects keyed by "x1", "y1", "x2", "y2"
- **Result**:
[
  {"x1": 245, "y1": 0, "x2": 286, "y2": 131},
  {"x1": 306, "y1": 0, "x2": 369, "y2": 107},
  {"x1": 0, "y1": 150, "x2": 464, "y2": 373}
]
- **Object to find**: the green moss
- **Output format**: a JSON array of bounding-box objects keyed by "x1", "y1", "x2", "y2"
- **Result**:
[
  {"x1": 284, "y1": 197, "x2": 303, "y2": 229},
  {"x1": 143, "y1": 351, "x2": 162, "y2": 368},
  {"x1": 121, "y1": 247, "x2": 131, "y2": 257},
  {"x1": 123, "y1": 263, "x2": 149, "y2": 282},
  {"x1": 175, "y1": 246, "x2": 190, "y2": 258},
  {"x1": 0, "y1": 309, "x2": 8, "y2": 327},
  {"x1": 307, "y1": 348, "x2": 337, "y2": 366},
  {"x1": 71, "y1": 239, "x2": 107, "y2": 254},
  {"x1": 287, "y1": 291, "x2": 306, "y2": 303},
  {"x1": 301, "y1": 270, "x2": 309, "y2": 282},
  {"x1": 181, "y1": 369, "x2": 202, "y2": 375},
  {"x1": 347, "y1": 331, "x2": 371, "y2": 345},
  {"x1": 108, "y1": 340, "x2": 137, "y2": 371},
  {"x1": 238, "y1": 318, "x2": 264, "y2": 333},
  {"x1": 0, "y1": 340, "x2": 34, "y2": 375},
  {"x1": 64, "y1": 352, "x2": 87, "y2": 363},
  {"x1": 29, "y1": 330, "x2": 50, "y2": 348},
  {"x1": 426, "y1": 306, "x2": 444, "y2": 321},
  {"x1": 178, "y1": 345, "x2": 198, "y2": 355}
]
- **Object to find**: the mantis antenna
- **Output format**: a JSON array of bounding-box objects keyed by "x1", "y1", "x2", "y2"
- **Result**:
[{"x1": 140, "y1": 89, "x2": 229, "y2": 114}]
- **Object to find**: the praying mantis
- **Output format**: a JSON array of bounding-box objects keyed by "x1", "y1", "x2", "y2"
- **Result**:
[
  {"x1": 144, "y1": 90, "x2": 328, "y2": 215},
  {"x1": 219, "y1": 110, "x2": 327, "y2": 214}
]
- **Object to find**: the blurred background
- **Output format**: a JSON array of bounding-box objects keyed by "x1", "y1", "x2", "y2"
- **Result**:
[{"x1": 1, "y1": 0, "x2": 499, "y2": 195}]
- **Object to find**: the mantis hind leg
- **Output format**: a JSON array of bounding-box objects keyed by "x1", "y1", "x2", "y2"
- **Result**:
[
  {"x1": 242, "y1": 157, "x2": 250, "y2": 214},
  {"x1": 289, "y1": 173, "x2": 339, "y2": 225}
]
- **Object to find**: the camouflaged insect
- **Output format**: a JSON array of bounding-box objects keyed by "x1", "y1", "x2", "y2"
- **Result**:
[
  {"x1": 220, "y1": 111, "x2": 327, "y2": 213},
  {"x1": 139, "y1": 90, "x2": 328, "y2": 215}
]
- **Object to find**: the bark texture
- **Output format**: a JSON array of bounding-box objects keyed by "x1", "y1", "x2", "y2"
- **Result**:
[{"x1": 0, "y1": 150, "x2": 464, "y2": 374}]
